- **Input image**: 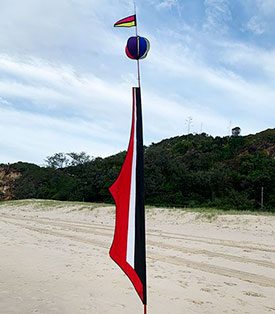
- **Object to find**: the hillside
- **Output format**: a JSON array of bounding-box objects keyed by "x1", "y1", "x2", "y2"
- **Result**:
[
  {"x1": 1, "y1": 129, "x2": 274, "y2": 211},
  {"x1": 0, "y1": 166, "x2": 21, "y2": 200}
]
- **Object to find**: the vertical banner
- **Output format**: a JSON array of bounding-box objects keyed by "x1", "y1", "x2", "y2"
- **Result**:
[{"x1": 109, "y1": 87, "x2": 147, "y2": 305}]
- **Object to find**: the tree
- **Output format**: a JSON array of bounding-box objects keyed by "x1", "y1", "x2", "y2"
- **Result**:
[
  {"x1": 232, "y1": 127, "x2": 241, "y2": 137},
  {"x1": 45, "y1": 153, "x2": 69, "y2": 169},
  {"x1": 67, "y1": 152, "x2": 91, "y2": 166}
]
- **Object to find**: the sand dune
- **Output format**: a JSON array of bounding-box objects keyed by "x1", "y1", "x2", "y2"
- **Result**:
[{"x1": 0, "y1": 201, "x2": 275, "y2": 313}]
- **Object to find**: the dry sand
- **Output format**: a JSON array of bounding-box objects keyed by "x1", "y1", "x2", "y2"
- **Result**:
[{"x1": 0, "y1": 200, "x2": 275, "y2": 314}]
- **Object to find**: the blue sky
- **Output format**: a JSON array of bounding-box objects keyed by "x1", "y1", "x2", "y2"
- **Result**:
[{"x1": 0, "y1": 0, "x2": 274, "y2": 164}]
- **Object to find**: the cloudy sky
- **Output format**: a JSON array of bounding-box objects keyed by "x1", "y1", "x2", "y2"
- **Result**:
[{"x1": 0, "y1": 0, "x2": 274, "y2": 164}]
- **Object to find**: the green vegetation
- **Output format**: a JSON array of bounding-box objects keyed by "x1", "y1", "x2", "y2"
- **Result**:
[{"x1": 1, "y1": 129, "x2": 274, "y2": 212}]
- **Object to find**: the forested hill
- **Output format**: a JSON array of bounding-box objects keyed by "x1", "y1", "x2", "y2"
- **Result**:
[{"x1": 1, "y1": 129, "x2": 275, "y2": 211}]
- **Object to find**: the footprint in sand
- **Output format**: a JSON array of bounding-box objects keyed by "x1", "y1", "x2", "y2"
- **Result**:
[
  {"x1": 179, "y1": 280, "x2": 189, "y2": 288},
  {"x1": 265, "y1": 306, "x2": 275, "y2": 312},
  {"x1": 187, "y1": 299, "x2": 204, "y2": 306},
  {"x1": 243, "y1": 291, "x2": 265, "y2": 298},
  {"x1": 154, "y1": 275, "x2": 167, "y2": 279},
  {"x1": 224, "y1": 282, "x2": 237, "y2": 287},
  {"x1": 200, "y1": 287, "x2": 212, "y2": 293}
]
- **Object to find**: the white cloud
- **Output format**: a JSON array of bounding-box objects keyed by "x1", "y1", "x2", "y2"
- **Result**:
[
  {"x1": 0, "y1": 106, "x2": 119, "y2": 164},
  {"x1": 203, "y1": 0, "x2": 232, "y2": 35},
  {"x1": 218, "y1": 41, "x2": 275, "y2": 78},
  {"x1": 0, "y1": 0, "x2": 127, "y2": 67},
  {"x1": 256, "y1": 0, "x2": 275, "y2": 15},
  {"x1": 243, "y1": 0, "x2": 275, "y2": 36},
  {"x1": 149, "y1": 38, "x2": 275, "y2": 109},
  {"x1": 157, "y1": 0, "x2": 177, "y2": 9},
  {"x1": 0, "y1": 54, "x2": 131, "y2": 115},
  {"x1": 0, "y1": 54, "x2": 134, "y2": 163},
  {"x1": 149, "y1": 0, "x2": 182, "y2": 16},
  {"x1": 246, "y1": 16, "x2": 266, "y2": 35}
]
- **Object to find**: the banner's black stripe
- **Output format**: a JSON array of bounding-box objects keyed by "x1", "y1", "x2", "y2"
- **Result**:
[{"x1": 134, "y1": 87, "x2": 147, "y2": 305}]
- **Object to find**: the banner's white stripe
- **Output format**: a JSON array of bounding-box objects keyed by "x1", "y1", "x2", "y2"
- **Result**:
[{"x1": 126, "y1": 90, "x2": 137, "y2": 268}]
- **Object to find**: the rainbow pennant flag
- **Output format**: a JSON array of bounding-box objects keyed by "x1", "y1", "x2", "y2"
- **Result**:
[{"x1": 114, "y1": 15, "x2": 136, "y2": 28}]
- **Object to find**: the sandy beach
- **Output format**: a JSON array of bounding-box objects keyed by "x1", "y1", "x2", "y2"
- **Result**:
[{"x1": 0, "y1": 200, "x2": 275, "y2": 313}]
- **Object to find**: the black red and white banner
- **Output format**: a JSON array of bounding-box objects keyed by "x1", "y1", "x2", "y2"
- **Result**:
[{"x1": 109, "y1": 87, "x2": 147, "y2": 305}]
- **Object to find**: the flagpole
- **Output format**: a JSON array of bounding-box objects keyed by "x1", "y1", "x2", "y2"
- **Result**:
[{"x1": 134, "y1": 5, "x2": 147, "y2": 314}]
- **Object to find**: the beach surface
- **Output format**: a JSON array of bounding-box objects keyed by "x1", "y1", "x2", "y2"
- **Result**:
[{"x1": 0, "y1": 200, "x2": 275, "y2": 314}]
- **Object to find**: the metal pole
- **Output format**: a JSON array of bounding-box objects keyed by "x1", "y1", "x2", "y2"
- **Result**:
[
  {"x1": 134, "y1": 1, "x2": 141, "y2": 88},
  {"x1": 137, "y1": 59, "x2": 141, "y2": 88},
  {"x1": 261, "y1": 186, "x2": 264, "y2": 209},
  {"x1": 134, "y1": 5, "x2": 147, "y2": 313}
]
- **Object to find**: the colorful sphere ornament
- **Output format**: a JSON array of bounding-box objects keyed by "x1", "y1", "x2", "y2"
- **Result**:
[{"x1": 125, "y1": 36, "x2": 150, "y2": 60}]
